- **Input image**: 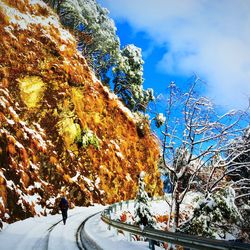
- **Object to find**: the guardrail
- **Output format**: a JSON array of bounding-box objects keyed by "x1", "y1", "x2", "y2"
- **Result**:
[{"x1": 101, "y1": 199, "x2": 250, "y2": 250}]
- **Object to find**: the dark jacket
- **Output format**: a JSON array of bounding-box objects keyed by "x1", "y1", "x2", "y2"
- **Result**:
[{"x1": 59, "y1": 197, "x2": 69, "y2": 210}]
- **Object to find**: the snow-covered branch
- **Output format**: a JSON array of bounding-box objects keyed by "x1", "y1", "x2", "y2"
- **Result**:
[{"x1": 158, "y1": 78, "x2": 249, "y2": 230}]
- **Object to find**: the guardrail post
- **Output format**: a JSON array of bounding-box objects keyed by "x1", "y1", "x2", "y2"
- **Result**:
[
  {"x1": 126, "y1": 200, "x2": 129, "y2": 209},
  {"x1": 128, "y1": 232, "x2": 132, "y2": 242},
  {"x1": 149, "y1": 239, "x2": 155, "y2": 250},
  {"x1": 108, "y1": 209, "x2": 111, "y2": 230},
  {"x1": 124, "y1": 231, "x2": 132, "y2": 241}
]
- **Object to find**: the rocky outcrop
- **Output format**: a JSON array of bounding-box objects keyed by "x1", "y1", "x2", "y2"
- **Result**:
[{"x1": 0, "y1": 0, "x2": 162, "y2": 225}]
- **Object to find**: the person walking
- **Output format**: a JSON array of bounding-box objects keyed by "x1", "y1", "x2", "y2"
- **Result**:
[{"x1": 59, "y1": 196, "x2": 69, "y2": 225}]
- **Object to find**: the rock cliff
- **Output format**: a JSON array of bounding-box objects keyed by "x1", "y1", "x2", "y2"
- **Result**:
[{"x1": 0, "y1": 0, "x2": 162, "y2": 225}]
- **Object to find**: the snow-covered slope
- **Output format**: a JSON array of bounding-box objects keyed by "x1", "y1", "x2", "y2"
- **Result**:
[{"x1": 0, "y1": 0, "x2": 162, "y2": 227}]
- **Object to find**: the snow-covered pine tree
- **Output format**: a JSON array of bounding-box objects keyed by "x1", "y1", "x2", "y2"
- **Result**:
[
  {"x1": 45, "y1": 0, "x2": 120, "y2": 86},
  {"x1": 46, "y1": 1, "x2": 155, "y2": 113},
  {"x1": 155, "y1": 113, "x2": 166, "y2": 128},
  {"x1": 180, "y1": 187, "x2": 242, "y2": 240},
  {"x1": 134, "y1": 171, "x2": 156, "y2": 229},
  {"x1": 227, "y1": 125, "x2": 250, "y2": 182},
  {"x1": 113, "y1": 45, "x2": 154, "y2": 112}
]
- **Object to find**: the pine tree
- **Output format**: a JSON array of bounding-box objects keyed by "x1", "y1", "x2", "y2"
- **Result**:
[
  {"x1": 113, "y1": 45, "x2": 154, "y2": 112},
  {"x1": 45, "y1": 0, "x2": 155, "y2": 112},
  {"x1": 180, "y1": 188, "x2": 242, "y2": 239},
  {"x1": 45, "y1": 0, "x2": 120, "y2": 85},
  {"x1": 134, "y1": 171, "x2": 156, "y2": 229}
]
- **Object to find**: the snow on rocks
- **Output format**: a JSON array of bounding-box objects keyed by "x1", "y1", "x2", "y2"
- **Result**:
[
  {"x1": 0, "y1": 0, "x2": 74, "y2": 44},
  {"x1": 102, "y1": 85, "x2": 136, "y2": 122}
]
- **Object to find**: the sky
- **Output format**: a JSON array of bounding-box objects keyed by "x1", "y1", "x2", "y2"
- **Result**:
[{"x1": 98, "y1": 0, "x2": 250, "y2": 111}]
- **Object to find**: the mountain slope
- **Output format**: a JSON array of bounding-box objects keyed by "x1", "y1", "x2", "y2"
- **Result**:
[{"x1": 0, "y1": 0, "x2": 162, "y2": 226}]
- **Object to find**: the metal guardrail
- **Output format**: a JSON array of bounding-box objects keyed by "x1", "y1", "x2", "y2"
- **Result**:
[{"x1": 101, "y1": 200, "x2": 250, "y2": 250}]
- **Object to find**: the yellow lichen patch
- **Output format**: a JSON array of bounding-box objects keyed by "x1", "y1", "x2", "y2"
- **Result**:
[
  {"x1": 50, "y1": 156, "x2": 58, "y2": 164},
  {"x1": 18, "y1": 76, "x2": 45, "y2": 108},
  {"x1": 63, "y1": 174, "x2": 73, "y2": 183},
  {"x1": 7, "y1": 144, "x2": 16, "y2": 155},
  {"x1": 56, "y1": 165, "x2": 64, "y2": 174},
  {"x1": 57, "y1": 114, "x2": 81, "y2": 150},
  {"x1": 71, "y1": 87, "x2": 83, "y2": 107},
  {"x1": 20, "y1": 147, "x2": 29, "y2": 168},
  {"x1": 93, "y1": 112, "x2": 101, "y2": 124},
  {"x1": 0, "y1": 173, "x2": 7, "y2": 204}
]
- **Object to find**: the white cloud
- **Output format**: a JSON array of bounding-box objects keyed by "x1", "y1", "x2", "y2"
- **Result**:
[{"x1": 100, "y1": 0, "x2": 250, "y2": 109}]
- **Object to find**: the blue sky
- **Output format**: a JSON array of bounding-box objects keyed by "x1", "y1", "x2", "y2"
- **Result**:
[{"x1": 99, "y1": 0, "x2": 250, "y2": 112}]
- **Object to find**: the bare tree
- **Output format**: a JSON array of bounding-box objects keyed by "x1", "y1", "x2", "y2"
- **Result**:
[
  {"x1": 160, "y1": 76, "x2": 249, "y2": 231},
  {"x1": 226, "y1": 126, "x2": 250, "y2": 196}
]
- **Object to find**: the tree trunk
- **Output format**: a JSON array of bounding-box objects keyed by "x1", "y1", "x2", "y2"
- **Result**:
[
  {"x1": 167, "y1": 194, "x2": 174, "y2": 229},
  {"x1": 57, "y1": 0, "x2": 62, "y2": 14},
  {"x1": 173, "y1": 181, "x2": 181, "y2": 230},
  {"x1": 174, "y1": 200, "x2": 180, "y2": 229}
]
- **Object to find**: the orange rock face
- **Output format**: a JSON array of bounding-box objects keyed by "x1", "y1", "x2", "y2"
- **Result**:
[{"x1": 0, "y1": 0, "x2": 162, "y2": 225}]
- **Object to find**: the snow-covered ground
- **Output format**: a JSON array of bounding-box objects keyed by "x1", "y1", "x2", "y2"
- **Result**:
[
  {"x1": 0, "y1": 196, "x2": 201, "y2": 250},
  {"x1": 0, "y1": 205, "x2": 103, "y2": 250},
  {"x1": 0, "y1": 204, "x2": 164, "y2": 250},
  {"x1": 86, "y1": 213, "x2": 154, "y2": 250}
]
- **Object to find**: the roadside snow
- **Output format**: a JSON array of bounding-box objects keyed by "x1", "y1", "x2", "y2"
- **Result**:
[
  {"x1": 0, "y1": 204, "x2": 164, "y2": 250},
  {"x1": 0, "y1": 206, "x2": 103, "y2": 250},
  {"x1": 86, "y1": 213, "x2": 162, "y2": 250},
  {"x1": 0, "y1": 196, "x2": 199, "y2": 250}
]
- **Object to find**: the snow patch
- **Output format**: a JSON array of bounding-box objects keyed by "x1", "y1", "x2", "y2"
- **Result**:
[
  {"x1": 125, "y1": 173, "x2": 132, "y2": 182},
  {"x1": 115, "y1": 152, "x2": 124, "y2": 160},
  {"x1": 95, "y1": 177, "x2": 100, "y2": 187},
  {"x1": 0, "y1": 98, "x2": 8, "y2": 109},
  {"x1": 29, "y1": 0, "x2": 48, "y2": 8},
  {"x1": 102, "y1": 85, "x2": 136, "y2": 122},
  {"x1": 6, "y1": 118, "x2": 15, "y2": 125},
  {"x1": 0, "y1": 197, "x2": 4, "y2": 208},
  {"x1": 83, "y1": 176, "x2": 94, "y2": 190},
  {"x1": 6, "y1": 180, "x2": 15, "y2": 190},
  {"x1": 0, "y1": 1, "x2": 74, "y2": 43},
  {"x1": 71, "y1": 171, "x2": 80, "y2": 182}
]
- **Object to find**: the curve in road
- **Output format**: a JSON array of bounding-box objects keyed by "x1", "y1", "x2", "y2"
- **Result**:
[{"x1": 76, "y1": 212, "x2": 103, "y2": 250}]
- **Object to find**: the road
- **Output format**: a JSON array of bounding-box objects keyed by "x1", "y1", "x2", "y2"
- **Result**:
[
  {"x1": 77, "y1": 212, "x2": 103, "y2": 250},
  {"x1": 0, "y1": 206, "x2": 104, "y2": 250}
]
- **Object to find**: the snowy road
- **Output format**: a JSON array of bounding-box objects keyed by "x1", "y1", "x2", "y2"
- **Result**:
[
  {"x1": 77, "y1": 212, "x2": 103, "y2": 250},
  {"x1": 0, "y1": 206, "x2": 104, "y2": 250},
  {"x1": 1, "y1": 205, "x2": 156, "y2": 250},
  {"x1": 2, "y1": 200, "x2": 249, "y2": 250}
]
